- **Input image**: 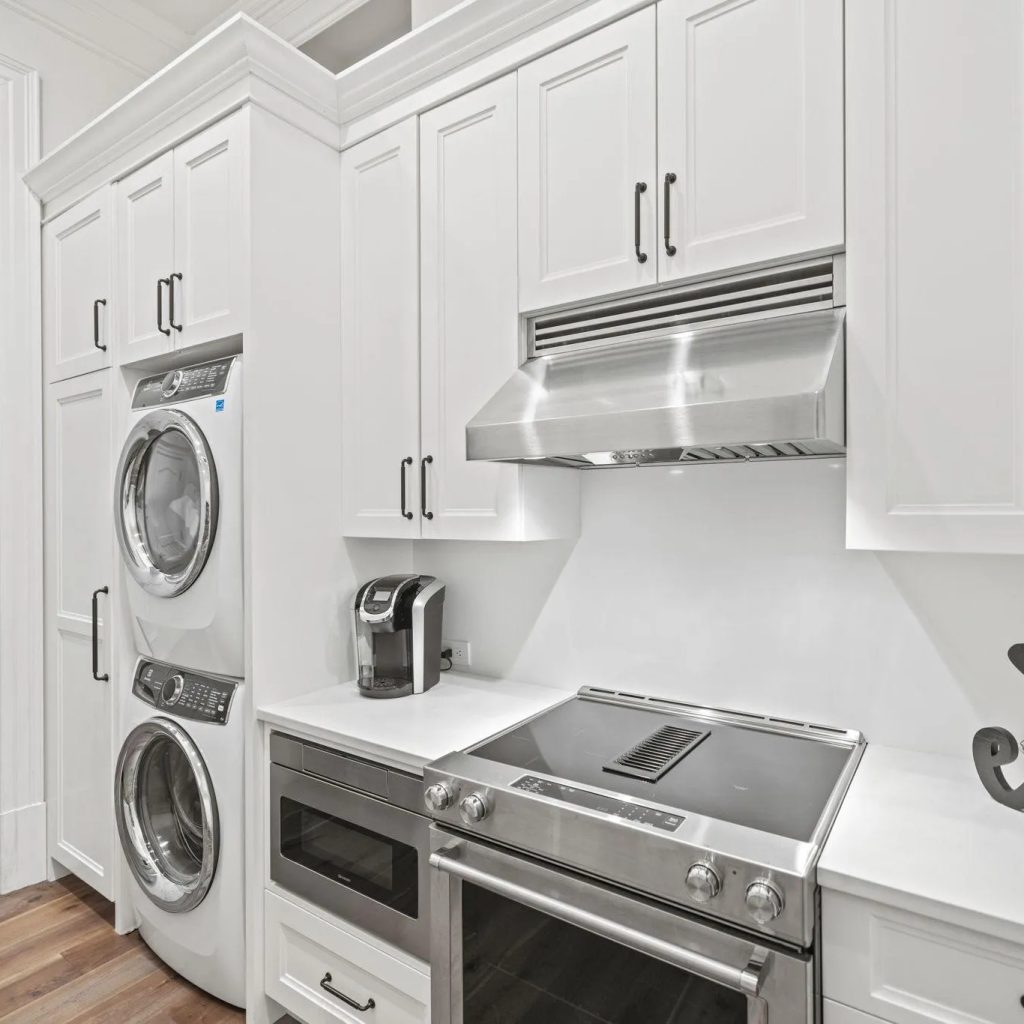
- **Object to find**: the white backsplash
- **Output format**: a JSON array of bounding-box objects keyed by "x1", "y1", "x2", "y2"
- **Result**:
[{"x1": 411, "y1": 459, "x2": 1024, "y2": 757}]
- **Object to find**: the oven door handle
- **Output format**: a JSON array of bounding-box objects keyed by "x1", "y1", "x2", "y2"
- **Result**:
[{"x1": 430, "y1": 847, "x2": 770, "y2": 997}]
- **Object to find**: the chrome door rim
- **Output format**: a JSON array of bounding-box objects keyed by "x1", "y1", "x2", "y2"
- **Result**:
[
  {"x1": 115, "y1": 717, "x2": 220, "y2": 913},
  {"x1": 115, "y1": 409, "x2": 218, "y2": 598}
]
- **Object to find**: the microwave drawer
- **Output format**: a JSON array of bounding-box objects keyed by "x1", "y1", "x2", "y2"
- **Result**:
[{"x1": 265, "y1": 890, "x2": 429, "y2": 1024}]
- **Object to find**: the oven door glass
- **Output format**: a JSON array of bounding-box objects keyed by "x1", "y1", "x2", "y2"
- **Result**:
[{"x1": 279, "y1": 797, "x2": 418, "y2": 916}]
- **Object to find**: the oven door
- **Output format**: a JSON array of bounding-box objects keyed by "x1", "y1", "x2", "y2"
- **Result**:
[
  {"x1": 430, "y1": 827, "x2": 814, "y2": 1024},
  {"x1": 270, "y1": 764, "x2": 430, "y2": 960}
]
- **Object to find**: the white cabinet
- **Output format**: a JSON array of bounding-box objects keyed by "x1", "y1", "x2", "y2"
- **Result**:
[
  {"x1": 845, "y1": 0, "x2": 1024, "y2": 554},
  {"x1": 341, "y1": 101, "x2": 579, "y2": 541},
  {"x1": 823, "y1": 889, "x2": 1024, "y2": 1024},
  {"x1": 265, "y1": 889, "x2": 429, "y2": 1024},
  {"x1": 115, "y1": 112, "x2": 247, "y2": 363},
  {"x1": 824, "y1": 1003, "x2": 887, "y2": 1024},
  {"x1": 517, "y1": 8, "x2": 657, "y2": 311},
  {"x1": 657, "y1": 0, "x2": 844, "y2": 283},
  {"x1": 340, "y1": 118, "x2": 421, "y2": 538},
  {"x1": 42, "y1": 189, "x2": 112, "y2": 382},
  {"x1": 44, "y1": 369, "x2": 113, "y2": 898}
]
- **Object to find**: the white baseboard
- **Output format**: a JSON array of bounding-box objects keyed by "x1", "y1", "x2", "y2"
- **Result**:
[{"x1": 0, "y1": 801, "x2": 46, "y2": 893}]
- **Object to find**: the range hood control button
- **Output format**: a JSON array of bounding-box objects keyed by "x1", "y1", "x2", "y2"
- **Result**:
[
  {"x1": 459, "y1": 793, "x2": 491, "y2": 825},
  {"x1": 684, "y1": 862, "x2": 721, "y2": 903},
  {"x1": 424, "y1": 783, "x2": 455, "y2": 812},
  {"x1": 745, "y1": 880, "x2": 784, "y2": 924}
]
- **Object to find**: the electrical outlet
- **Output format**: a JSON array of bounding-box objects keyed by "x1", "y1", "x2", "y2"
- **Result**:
[{"x1": 444, "y1": 639, "x2": 471, "y2": 669}]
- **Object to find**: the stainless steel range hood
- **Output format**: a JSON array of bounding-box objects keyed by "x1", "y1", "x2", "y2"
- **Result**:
[{"x1": 466, "y1": 258, "x2": 846, "y2": 468}]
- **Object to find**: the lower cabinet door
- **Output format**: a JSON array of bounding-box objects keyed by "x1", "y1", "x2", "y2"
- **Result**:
[
  {"x1": 44, "y1": 369, "x2": 113, "y2": 898},
  {"x1": 824, "y1": 1002, "x2": 889, "y2": 1024},
  {"x1": 265, "y1": 890, "x2": 429, "y2": 1024}
]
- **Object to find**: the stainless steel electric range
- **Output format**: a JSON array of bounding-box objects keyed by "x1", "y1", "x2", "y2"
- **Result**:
[{"x1": 422, "y1": 687, "x2": 865, "y2": 1024}]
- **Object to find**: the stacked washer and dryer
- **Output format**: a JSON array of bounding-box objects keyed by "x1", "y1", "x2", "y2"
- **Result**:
[{"x1": 113, "y1": 356, "x2": 246, "y2": 1007}]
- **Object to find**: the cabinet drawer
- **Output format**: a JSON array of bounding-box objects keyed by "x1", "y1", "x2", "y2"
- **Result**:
[
  {"x1": 824, "y1": 1001, "x2": 888, "y2": 1024},
  {"x1": 265, "y1": 890, "x2": 429, "y2": 1024},
  {"x1": 823, "y1": 890, "x2": 1024, "y2": 1023}
]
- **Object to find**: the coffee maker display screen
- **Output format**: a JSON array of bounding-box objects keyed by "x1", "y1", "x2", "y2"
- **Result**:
[{"x1": 372, "y1": 590, "x2": 391, "y2": 602}]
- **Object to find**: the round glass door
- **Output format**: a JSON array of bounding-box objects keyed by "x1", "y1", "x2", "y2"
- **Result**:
[
  {"x1": 115, "y1": 718, "x2": 219, "y2": 913},
  {"x1": 115, "y1": 410, "x2": 218, "y2": 597}
]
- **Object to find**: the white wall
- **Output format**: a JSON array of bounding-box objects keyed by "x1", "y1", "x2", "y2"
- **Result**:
[{"x1": 413, "y1": 460, "x2": 1024, "y2": 758}]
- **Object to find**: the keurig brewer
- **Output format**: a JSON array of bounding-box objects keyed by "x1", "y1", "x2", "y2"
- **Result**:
[{"x1": 354, "y1": 574, "x2": 446, "y2": 698}]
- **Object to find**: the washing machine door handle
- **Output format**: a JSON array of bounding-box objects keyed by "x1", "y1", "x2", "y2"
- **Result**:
[
  {"x1": 115, "y1": 717, "x2": 220, "y2": 914},
  {"x1": 114, "y1": 409, "x2": 219, "y2": 599}
]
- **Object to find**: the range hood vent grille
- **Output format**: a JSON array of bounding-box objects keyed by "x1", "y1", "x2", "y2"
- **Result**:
[
  {"x1": 604, "y1": 725, "x2": 710, "y2": 782},
  {"x1": 529, "y1": 257, "x2": 837, "y2": 357}
]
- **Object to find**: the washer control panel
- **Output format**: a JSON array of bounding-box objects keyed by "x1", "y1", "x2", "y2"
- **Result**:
[
  {"x1": 133, "y1": 659, "x2": 238, "y2": 725},
  {"x1": 133, "y1": 357, "x2": 235, "y2": 409}
]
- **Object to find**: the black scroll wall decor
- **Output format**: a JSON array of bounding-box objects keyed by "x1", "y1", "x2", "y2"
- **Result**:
[{"x1": 972, "y1": 644, "x2": 1024, "y2": 812}]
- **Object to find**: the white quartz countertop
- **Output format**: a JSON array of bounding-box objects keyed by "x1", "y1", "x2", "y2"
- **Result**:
[
  {"x1": 257, "y1": 673, "x2": 573, "y2": 775},
  {"x1": 820, "y1": 743, "x2": 1024, "y2": 945}
]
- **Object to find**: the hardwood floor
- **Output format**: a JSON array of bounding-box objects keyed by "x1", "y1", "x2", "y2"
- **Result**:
[{"x1": 0, "y1": 877, "x2": 244, "y2": 1023}]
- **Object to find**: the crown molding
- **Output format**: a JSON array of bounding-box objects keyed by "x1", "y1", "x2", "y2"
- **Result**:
[
  {"x1": 0, "y1": 0, "x2": 191, "y2": 77},
  {"x1": 197, "y1": 0, "x2": 375, "y2": 47}
]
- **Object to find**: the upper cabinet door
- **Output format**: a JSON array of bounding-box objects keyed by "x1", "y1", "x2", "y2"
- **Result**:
[
  {"x1": 518, "y1": 7, "x2": 657, "y2": 312},
  {"x1": 846, "y1": 0, "x2": 1024, "y2": 554},
  {"x1": 116, "y1": 151, "x2": 174, "y2": 363},
  {"x1": 341, "y1": 119, "x2": 421, "y2": 538},
  {"x1": 172, "y1": 112, "x2": 248, "y2": 350},
  {"x1": 420, "y1": 75, "x2": 526, "y2": 540},
  {"x1": 43, "y1": 190, "x2": 112, "y2": 383},
  {"x1": 657, "y1": 0, "x2": 844, "y2": 283}
]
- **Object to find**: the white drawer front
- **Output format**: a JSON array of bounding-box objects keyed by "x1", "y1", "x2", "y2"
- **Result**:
[
  {"x1": 825, "y1": 1000, "x2": 889, "y2": 1024},
  {"x1": 265, "y1": 890, "x2": 429, "y2": 1024},
  {"x1": 823, "y1": 890, "x2": 1024, "y2": 1024}
]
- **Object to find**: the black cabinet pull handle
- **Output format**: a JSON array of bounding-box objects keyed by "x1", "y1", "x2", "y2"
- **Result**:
[
  {"x1": 664, "y1": 172, "x2": 677, "y2": 256},
  {"x1": 93, "y1": 299, "x2": 107, "y2": 351},
  {"x1": 634, "y1": 182, "x2": 648, "y2": 264},
  {"x1": 157, "y1": 278, "x2": 171, "y2": 336},
  {"x1": 320, "y1": 973, "x2": 375, "y2": 1012},
  {"x1": 400, "y1": 457, "x2": 413, "y2": 520},
  {"x1": 421, "y1": 455, "x2": 434, "y2": 520},
  {"x1": 168, "y1": 272, "x2": 183, "y2": 332},
  {"x1": 91, "y1": 587, "x2": 109, "y2": 683}
]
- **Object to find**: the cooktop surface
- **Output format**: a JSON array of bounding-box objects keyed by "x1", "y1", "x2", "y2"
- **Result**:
[{"x1": 469, "y1": 694, "x2": 853, "y2": 842}]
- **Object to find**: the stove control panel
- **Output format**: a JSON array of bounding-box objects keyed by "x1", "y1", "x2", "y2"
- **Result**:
[
  {"x1": 511, "y1": 775, "x2": 684, "y2": 833},
  {"x1": 133, "y1": 660, "x2": 238, "y2": 725}
]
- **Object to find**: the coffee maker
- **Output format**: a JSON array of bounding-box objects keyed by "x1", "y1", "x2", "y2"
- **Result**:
[{"x1": 353, "y1": 574, "x2": 446, "y2": 699}]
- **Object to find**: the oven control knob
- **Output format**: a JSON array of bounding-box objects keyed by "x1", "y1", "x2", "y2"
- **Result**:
[
  {"x1": 161, "y1": 369, "x2": 183, "y2": 398},
  {"x1": 459, "y1": 792, "x2": 491, "y2": 825},
  {"x1": 424, "y1": 783, "x2": 455, "y2": 812},
  {"x1": 745, "y1": 880, "x2": 784, "y2": 924},
  {"x1": 161, "y1": 674, "x2": 185, "y2": 705},
  {"x1": 685, "y1": 862, "x2": 721, "y2": 903}
]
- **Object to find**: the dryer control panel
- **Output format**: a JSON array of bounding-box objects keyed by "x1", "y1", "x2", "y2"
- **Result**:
[
  {"x1": 134, "y1": 659, "x2": 238, "y2": 725},
  {"x1": 132, "y1": 356, "x2": 236, "y2": 409}
]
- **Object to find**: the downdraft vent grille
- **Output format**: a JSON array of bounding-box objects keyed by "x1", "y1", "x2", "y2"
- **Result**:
[
  {"x1": 530, "y1": 257, "x2": 837, "y2": 356},
  {"x1": 603, "y1": 725, "x2": 710, "y2": 782}
]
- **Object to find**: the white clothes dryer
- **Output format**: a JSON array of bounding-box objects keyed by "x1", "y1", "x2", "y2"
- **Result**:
[
  {"x1": 115, "y1": 658, "x2": 245, "y2": 1007},
  {"x1": 115, "y1": 356, "x2": 242, "y2": 678}
]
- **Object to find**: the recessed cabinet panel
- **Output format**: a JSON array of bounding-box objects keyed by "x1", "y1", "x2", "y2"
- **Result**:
[
  {"x1": 43, "y1": 191, "x2": 111, "y2": 382},
  {"x1": 518, "y1": 7, "x2": 657, "y2": 311},
  {"x1": 341, "y1": 119, "x2": 421, "y2": 538},
  {"x1": 657, "y1": 0, "x2": 844, "y2": 282},
  {"x1": 846, "y1": 0, "x2": 1024, "y2": 552},
  {"x1": 116, "y1": 152, "x2": 175, "y2": 362},
  {"x1": 173, "y1": 114, "x2": 247, "y2": 347},
  {"x1": 45, "y1": 370, "x2": 112, "y2": 898}
]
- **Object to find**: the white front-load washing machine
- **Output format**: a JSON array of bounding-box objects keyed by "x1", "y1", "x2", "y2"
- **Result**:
[
  {"x1": 115, "y1": 355, "x2": 242, "y2": 678},
  {"x1": 115, "y1": 658, "x2": 245, "y2": 1007}
]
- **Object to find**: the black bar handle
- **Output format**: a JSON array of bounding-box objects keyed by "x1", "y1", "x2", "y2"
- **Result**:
[
  {"x1": 91, "y1": 587, "x2": 109, "y2": 683},
  {"x1": 400, "y1": 456, "x2": 413, "y2": 520},
  {"x1": 421, "y1": 455, "x2": 434, "y2": 520},
  {"x1": 634, "y1": 182, "x2": 648, "y2": 264},
  {"x1": 168, "y1": 272, "x2": 183, "y2": 332},
  {"x1": 157, "y1": 278, "x2": 171, "y2": 336},
  {"x1": 664, "y1": 172, "x2": 677, "y2": 256},
  {"x1": 93, "y1": 299, "x2": 107, "y2": 351},
  {"x1": 320, "y1": 973, "x2": 375, "y2": 1012}
]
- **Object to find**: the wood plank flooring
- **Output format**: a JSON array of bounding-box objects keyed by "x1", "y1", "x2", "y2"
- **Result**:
[{"x1": 0, "y1": 877, "x2": 244, "y2": 1023}]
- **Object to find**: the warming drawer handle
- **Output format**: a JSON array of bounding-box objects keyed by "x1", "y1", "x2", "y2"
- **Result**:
[
  {"x1": 634, "y1": 181, "x2": 648, "y2": 264},
  {"x1": 431, "y1": 848, "x2": 770, "y2": 998},
  {"x1": 320, "y1": 972, "x2": 375, "y2": 1012}
]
